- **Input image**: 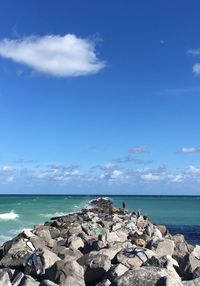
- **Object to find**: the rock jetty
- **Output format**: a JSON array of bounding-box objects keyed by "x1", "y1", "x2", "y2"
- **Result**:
[{"x1": 0, "y1": 198, "x2": 200, "y2": 286}]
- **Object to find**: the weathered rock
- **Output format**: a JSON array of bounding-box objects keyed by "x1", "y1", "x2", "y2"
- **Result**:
[
  {"x1": 99, "y1": 241, "x2": 132, "y2": 260},
  {"x1": 30, "y1": 236, "x2": 46, "y2": 249},
  {"x1": 52, "y1": 245, "x2": 82, "y2": 261},
  {"x1": 18, "y1": 275, "x2": 40, "y2": 286},
  {"x1": 95, "y1": 279, "x2": 111, "y2": 286},
  {"x1": 0, "y1": 237, "x2": 32, "y2": 269},
  {"x1": 108, "y1": 264, "x2": 129, "y2": 282},
  {"x1": 23, "y1": 230, "x2": 35, "y2": 239},
  {"x1": 150, "y1": 238, "x2": 175, "y2": 257},
  {"x1": 78, "y1": 252, "x2": 111, "y2": 285},
  {"x1": 182, "y1": 277, "x2": 200, "y2": 286},
  {"x1": 0, "y1": 270, "x2": 12, "y2": 286},
  {"x1": 180, "y1": 253, "x2": 200, "y2": 280},
  {"x1": 48, "y1": 228, "x2": 60, "y2": 239},
  {"x1": 116, "y1": 247, "x2": 154, "y2": 269},
  {"x1": 34, "y1": 229, "x2": 54, "y2": 248},
  {"x1": 157, "y1": 225, "x2": 167, "y2": 236},
  {"x1": 136, "y1": 216, "x2": 148, "y2": 229},
  {"x1": 42, "y1": 248, "x2": 60, "y2": 272},
  {"x1": 113, "y1": 266, "x2": 180, "y2": 286},
  {"x1": 192, "y1": 245, "x2": 200, "y2": 260},
  {"x1": 90, "y1": 198, "x2": 114, "y2": 213},
  {"x1": 193, "y1": 266, "x2": 200, "y2": 278},
  {"x1": 46, "y1": 260, "x2": 85, "y2": 286},
  {"x1": 68, "y1": 236, "x2": 84, "y2": 250}
]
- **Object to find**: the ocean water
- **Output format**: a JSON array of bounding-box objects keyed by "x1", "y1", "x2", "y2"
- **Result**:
[{"x1": 0, "y1": 195, "x2": 200, "y2": 246}]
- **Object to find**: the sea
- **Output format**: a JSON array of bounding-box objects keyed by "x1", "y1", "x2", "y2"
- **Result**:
[{"x1": 0, "y1": 195, "x2": 200, "y2": 246}]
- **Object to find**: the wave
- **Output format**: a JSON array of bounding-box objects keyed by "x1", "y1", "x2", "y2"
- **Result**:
[
  {"x1": 0, "y1": 211, "x2": 19, "y2": 220},
  {"x1": 40, "y1": 212, "x2": 67, "y2": 218}
]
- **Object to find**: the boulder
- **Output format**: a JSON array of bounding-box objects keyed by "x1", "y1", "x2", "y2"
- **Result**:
[
  {"x1": 68, "y1": 236, "x2": 84, "y2": 250},
  {"x1": 113, "y1": 266, "x2": 180, "y2": 286},
  {"x1": 52, "y1": 245, "x2": 82, "y2": 261},
  {"x1": 108, "y1": 264, "x2": 129, "y2": 282},
  {"x1": 192, "y1": 245, "x2": 200, "y2": 260},
  {"x1": 116, "y1": 247, "x2": 154, "y2": 268},
  {"x1": 42, "y1": 248, "x2": 60, "y2": 272},
  {"x1": 182, "y1": 277, "x2": 200, "y2": 286},
  {"x1": 34, "y1": 229, "x2": 54, "y2": 248},
  {"x1": 193, "y1": 266, "x2": 200, "y2": 278},
  {"x1": 150, "y1": 238, "x2": 175, "y2": 257},
  {"x1": 157, "y1": 225, "x2": 167, "y2": 236},
  {"x1": 0, "y1": 270, "x2": 12, "y2": 286},
  {"x1": 30, "y1": 236, "x2": 46, "y2": 249},
  {"x1": 17, "y1": 275, "x2": 40, "y2": 286},
  {"x1": 180, "y1": 253, "x2": 200, "y2": 280},
  {"x1": 0, "y1": 237, "x2": 32, "y2": 269},
  {"x1": 99, "y1": 241, "x2": 132, "y2": 260},
  {"x1": 78, "y1": 252, "x2": 111, "y2": 285},
  {"x1": 46, "y1": 260, "x2": 85, "y2": 286},
  {"x1": 95, "y1": 279, "x2": 111, "y2": 286}
]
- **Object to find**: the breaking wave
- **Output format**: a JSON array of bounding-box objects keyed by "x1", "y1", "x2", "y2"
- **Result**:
[{"x1": 0, "y1": 211, "x2": 19, "y2": 220}]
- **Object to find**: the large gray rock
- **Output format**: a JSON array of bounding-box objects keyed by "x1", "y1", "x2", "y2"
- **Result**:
[
  {"x1": 34, "y1": 229, "x2": 54, "y2": 248},
  {"x1": 42, "y1": 248, "x2": 60, "y2": 272},
  {"x1": 68, "y1": 236, "x2": 84, "y2": 250},
  {"x1": 108, "y1": 264, "x2": 129, "y2": 282},
  {"x1": 150, "y1": 238, "x2": 175, "y2": 257},
  {"x1": 18, "y1": 275, "x2": 40, "y2": 286},
  {"x1": 99, "y1": 241, "x2": 132, "y2": 260},
  {"x1": 52, "y1": 245, "x2": 82, "y2": 261},
  {"x1": 46, "y1": 260, "x2": 85, "y2": 286},
  {"x1": 117, "y1": 247, "x2": 154, "y2": 269},
  {"x1": 0, "y1": 270, "x2": 12, "y2": 286},
  {"x1": 193, "y1": 266, "x2": 200, "y2": 278},
  {"x1": 0, "y1": 237, "x2": 32, "y2": 269},
  {"x1": 182, "y1": 277, "x2": 200, "y2": 286},
  {"x1": 78, "y1": 252, "x2": 111, "y2": 285},
  {"x1": 114, "y1": 266, "x2": 180, "y2": 286},
  {"x1": 192, "y1": 245, "x2": 200, "y2": 260},
  {"x1": 95, "y1": 279, "x2": 111, "y2": 286},
  {"x1": 180, "y1": 253, "x2": 200, "y2": 279}
]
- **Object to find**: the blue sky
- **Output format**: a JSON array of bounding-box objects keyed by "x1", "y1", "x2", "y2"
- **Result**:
[{"x1": 0, "y1": 0, "x2": 200, "y2": 194}]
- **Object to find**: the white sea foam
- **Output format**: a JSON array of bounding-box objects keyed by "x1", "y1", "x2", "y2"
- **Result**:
[
  {"x1": 40, "y1": 212, "x2": 67, "y2": 218},
  {"x1": 0, "y1": 211, "x2": 19, "y2": 220}
]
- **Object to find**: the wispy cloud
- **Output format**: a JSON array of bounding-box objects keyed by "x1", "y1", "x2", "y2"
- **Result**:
[
  {"x1": 0, "y1": 34, "x2": 106, "y2": 77},
  {"x1": 188, "y1": 49, "x2": 200, "y2": 57},
  {"x1": 13, "y1": 158, "x2": 36, "y2": 164},
  {"x1": 188, "y1": 49, "x2": 200, "y2": 75},
  {"x1": 178, "y1": 147, "x2": 200, "y2": 154},
  {"x1": 128, "y1": 146, "x2": 149, "y2": 154},
  {"x1": 112, "y1": 154, "x2": 154, "y2": 165}
]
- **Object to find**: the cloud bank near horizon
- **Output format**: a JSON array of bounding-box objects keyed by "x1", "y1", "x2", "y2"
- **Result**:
[{"x1": 0, "y1": 34, "x2": 106, "y2": 77}]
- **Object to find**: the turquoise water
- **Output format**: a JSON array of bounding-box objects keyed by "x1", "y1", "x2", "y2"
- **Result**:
[{"x1": 0, "y1": 195, "x2": 200, "y2": 246}]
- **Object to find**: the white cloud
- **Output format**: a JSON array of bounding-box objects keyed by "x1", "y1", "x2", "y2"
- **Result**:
[
  {"x1": 192, "y1": 64, "x2": 200, "y2": 75},
  {"x1": 141, "y1": 173, "x2": 162, "y2": 182},
  {"x1": 0, "y1": 34, "x2": 106, "y2": 77},
  {"x1": 188, "y1": 49, "x2": 200, "y2": 56},
  {"x1": 186, "y1": 165, "x2": 200, "y2": 174},
  {"x1": 178, "y1": 147, "x2": 200, "y2": 154},
  {"x1": 188, "y1": 49, "x2": 200, "y2": 75},
  {"x1": 128, "y1": 146, "x2": 149, "y2": 154}
]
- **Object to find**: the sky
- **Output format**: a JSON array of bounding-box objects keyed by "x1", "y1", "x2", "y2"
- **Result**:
[{"x1": 0, "y1": 0, "x2": 200, "y2": 194}]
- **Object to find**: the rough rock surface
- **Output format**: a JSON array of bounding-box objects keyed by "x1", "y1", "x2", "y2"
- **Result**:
[{"x1": 0, "y1": 198, "x2": 199, "y2": 285}]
